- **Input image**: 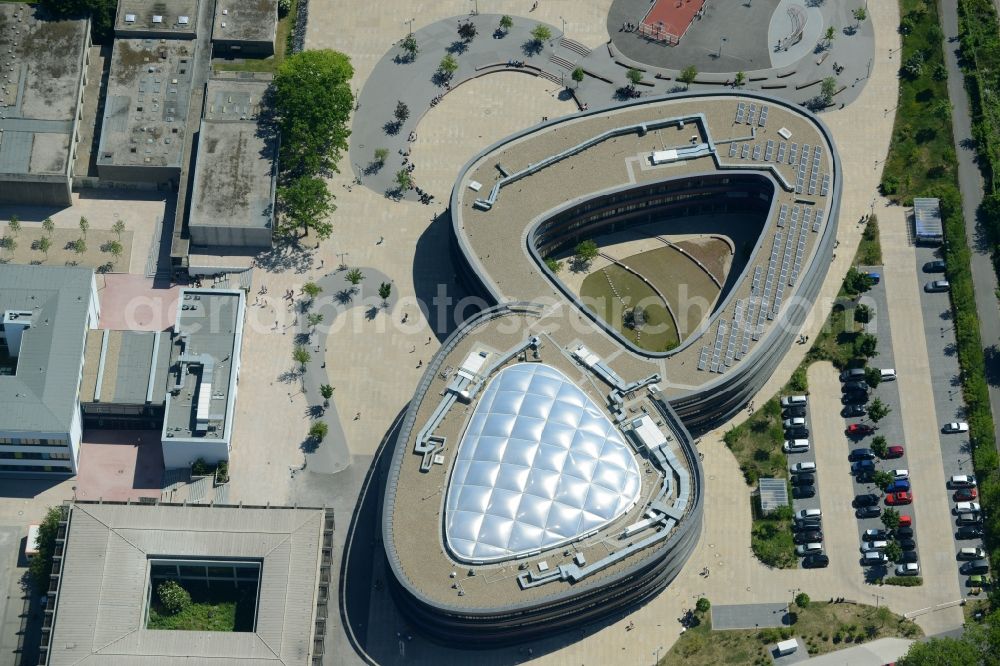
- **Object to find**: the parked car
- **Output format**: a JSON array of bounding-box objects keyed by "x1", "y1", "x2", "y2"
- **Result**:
[
  {"x1": 784, "y1": 439, "x2": 810, "y2": 453},
  {"x1": 856, "y1": 506, "x2": 882, "y2": 519},
  {"x1": 790, "y1": 461, "x2": 817, "y2": 474},
  {"x1": 849, "y1": 448, "x2": 876, "y2": 462},
  {"x1": 861, "y1": 540, "x2": 888, "y2": 553},
  {"x1": 842, "y1": 391, "x2": 869, "y2": 405},
  {"x1": 851, "y1": 460, "x2": 876, "y2": 474},
  {"x1": 923, "y1": 260, "x2": 946, "y2": 273},
  {"x1": 784, "y1": 404, "x2": 807, "y2": 418},
  {"x1": 968, "y1": 574, "x2": 993, "y2": 587},
  {"x1": 840, "y1": 367, "x2": 868, "y2": 381},
  {"x1": 797, "y1": 508, "x2": 822, "y2": 521},
  {"x1": 791, "y1": 473, "x2": 816, "y2": 486},
  {"x1": 786, "y1": 425, "x2": 810, "y2": 438},
  {"x1": 894, "y1": 526, "x2": 914, "y2": 539},
  {"x1": 862, "y1": 551, "x2": 888, "y2": 566},
  {"x1": 864, "y1": 271, "x2": 881, "y2": 284},
  {"x1": 802, "y1": 554, "x2": 829, "y2": 569},
  {"x1": 864, "y1": 529, "x2": 889, "y2": 541},
  {"x1": 898, "y1": 538, "x2": 917, "y2": 551},
  {"x1": 943, "y1": 422, "x2": 970, "y2": 434},
  {"x1": 898, "y1": 551, "x2": 919, "y2": 564},
  {"x1": 792, "y1": 485, "x2": 816, "y2": 499},
  {"x1": 842, "y1": 381, "x2": 870, "y2": 393},
  {"x1": 961, "y1": 559, "x2": 990, "y2": 575},
  {"x1": 954, "y1": 488, "x2": 978, "y2": 501},
  {"x1": 886, "y1": 491, "x2": 913, "y2": 506},
  {"x1": 896, "y1": 562, "x2": 920, "y2": 576},
  {"x1": 890, "y1": 469, "x2": 909, "y2": 480},
  {"x1": 885, "y1": 480, "x2": 911, "y2": 493},
  {"x1": 793, "y1": 519, "x2": 822, "y2": 532},
  {"x1": 854, "y1": 493, "x2": 880, "y2": 507},
  {"x1": 843, "y1": 404, "x2": 868, "y2": 417},
  {"x1": 898, "y1": 514, "x2": 913, "y2": 527},
  {"x1": 781, "y1": 395, "x2": 808, "y2": 408},
  {"x1": 954, "y1": 501, "x2": 982, "y2": 514},
  {"x1": 959, "y1": 547, "x2": 987, "y2": 561},
  {"x1": 925, "y1": 279, "x2": 950, "y2": 292},
  {"x1": 880, "y1": 368, "x2": 897, "y2": 381},
  {"x1": 794, "y1": 531, "x2": 823, "y2": 544},
  {"x1": 783, "y1": 417, "x2": 807, "y2": 429},
  {"x1": 796, "y1": 543, "x2": 823, "y2": 556},
  {"x1": 949, "y1": 474, "x2": 977, "y2": 488},
  {"x1": 885, "y1": 445, "x2": 905, "y2": 459},
  {"x1": 847, "y1": 423, "x2": 875, "y2": 437},
  {"x1": 956, "y1": 526, "x2": 984, "y2": 540},
  {"x1": 957, "y1": 512, "x2": 983, "y2": 525}
]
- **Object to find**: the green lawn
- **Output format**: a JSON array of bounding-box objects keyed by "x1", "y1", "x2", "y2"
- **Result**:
[
  {"x1": 751, "y1": 504, "x2": 797, "y2": 569},
  {"x1": 580, "y1": 264, "x2": 679, "y2": 352},
  {"x1": 663, "y1": 601, "x2": 922, "y2": 665},
  {"x1": 148, "y1": 582, "x2": 257, "y2": 632},
  {"x1": 856, "y1": 215, "x2": 883, "y2": 266},
  {"x1": 722, "y1": 398, "x2": 788, "y2": 486}
]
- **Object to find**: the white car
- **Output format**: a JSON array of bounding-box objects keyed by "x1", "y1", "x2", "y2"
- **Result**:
[
  {"x1": 896, "y1": 563, "x2": 920, "y2": 576},
  {"x1": 862, "y1": 552, "x2": 888, "y2": 565},
  {"x1": 860, "y1": 540, "x2": 888, "y2": 553},
  {"x1": 783, "y1": 417, "x2": 806, "y2": 428},
  {"x1": 949, "y1": 474, "x2": 977, "y2": 488},
  {"x1": 781, "y1": 395, "x2": 808, "y2": 408},
  {"x1": 943, "y1": 422, "x2": 970, "y2": 434},
  {"x1": 783, "y1": 439, "x2": 810, "y2": 453},
  {"x1": 954, "y1": 502, "x2": 982, "y2": 514},
  {"x1": 891, "y1": 469, "x2": 909, "y2": 480},
  {"x1": 790, "y1": 461, "x2": 817, "y2": 474},
  {"x1": 796, "y1": 543, "x2": 823, "y2": 556},
  {"x1": 797, "y1": 508, "x2": 822, "y2": 521}
]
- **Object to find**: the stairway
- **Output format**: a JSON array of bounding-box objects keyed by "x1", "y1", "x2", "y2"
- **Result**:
[{"x1": 559, "y1": 37, "x2": 591, "y2": 58}]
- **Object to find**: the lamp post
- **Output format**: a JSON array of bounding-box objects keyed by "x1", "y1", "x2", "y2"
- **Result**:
[
  {"x1": 873, "y1": 593, "x2": 884, "y2": 610},
  {"x1": 653, "y1": 645, "x2": 663, "y2": 664},
  {"x1": 404, "y1": 18, "x2": 415, "y2": 36},
  {"x1": 560, "y1": 15, "x2": 566, "y2": 35}
]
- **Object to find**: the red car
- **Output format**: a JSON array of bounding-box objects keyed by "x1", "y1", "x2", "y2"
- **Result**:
[
  {"x1": 885, "y1": 445, "x2": 905, "y2": 459},
  {"x1": 886, "y1": 491, "x2": 913, "y2": 506},
  {"x1": 955, "y1": 488, "x2": 978, "y2": 501},
  {"x1": 898, "y1": 514, "x2": 913, "y2": 527},
  {"x1": 847, "y1": 424, "x2": 875, "y2": 437}
]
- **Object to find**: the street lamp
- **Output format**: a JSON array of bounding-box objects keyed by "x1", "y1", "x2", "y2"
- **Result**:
[
  {"x1": 873, "y1": 593, "x2": 884, "y2": 609},
  {"x1": 653, "y1": 645, "x2": 663, "y2": 664},
  {"x1": 560, "y1": 15, "x2": 566, "y2": 35},
  {"x1": 404, "y1": 18, "x2": 415, "y2": 36}
]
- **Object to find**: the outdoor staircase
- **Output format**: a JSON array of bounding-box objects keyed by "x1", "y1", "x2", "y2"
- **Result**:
[
  {"x1": 538, "y1": 69, "x2": 563, "y2": 85},
  {"x1": 549, "y1": 53, "x2": 576, "y2": 70},
  {"x1": 559, "y1": 37, "x2": 591, "y2": 58}
]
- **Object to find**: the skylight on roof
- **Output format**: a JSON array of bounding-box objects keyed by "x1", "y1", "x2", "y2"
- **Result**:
[
  {"x1": 152, "y1": 15, "x2": 163, "y2": 23},
  {"x1": 178, "y1": 16, "x2": 189, "y2": 24},
  {"x1": 124, "y1": 13, "x2": 136, "y2": 22}
]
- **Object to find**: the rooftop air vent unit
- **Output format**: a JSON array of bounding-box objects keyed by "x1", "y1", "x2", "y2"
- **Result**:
[
  {"x1": 178, "y1": 16, "x2": 189, "y2": 24},
  {"x1": 221, "y1": 21, "x2": 226, "y2": 28},
  {"x1": 222, "y1": 9, "x2": 228, "y2": 14},
  {"x1": 152, "y1": 15, "x2": 163, "y2": 23},
  {"x1": 124, "y1": 13, "x2": 136, "y2": 22}
]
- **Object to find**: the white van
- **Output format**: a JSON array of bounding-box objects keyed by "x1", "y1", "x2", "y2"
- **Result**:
[
  {"x1": 955, "y1": 502, "x2": 982, "y2": 514},
  {"x1": 781, "y1": 395, "x2": 808, "y2": 407},
  {"x1": 959, "y1": 547, "x2": 986, "y2": 560},
  {"x1": 783, "y1": 439, "x2": 810, "y2": 453},
  {"x1": 950, "y1": 475, "x2": 977, "y2": 488},
  {"x1": 880, "y1": 368, "x2": 897, "y2": 381},
  {"x1": 862, "y1": 551, "x2": 887, "y2": 565}
]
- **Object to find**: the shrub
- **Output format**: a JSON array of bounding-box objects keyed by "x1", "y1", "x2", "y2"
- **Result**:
[
  {"x1": 696, "y1": 597, "x2": 711, "y2": 613},
  {"x1": 795, "y1": 592, "x2": 810, "y2": 608},
  {"x1": 157, "y1": 580, "x2": 191, "y2": 614},
  {"x1": 885, "y1": 576, "x2": 923, "y2": 586}
]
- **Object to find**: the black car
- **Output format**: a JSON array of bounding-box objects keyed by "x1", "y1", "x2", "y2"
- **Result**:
[
  {"x1": 842, "y1": 391, "x2": 869, "y2": 405},
  {"x1": 784, "y1": 405, "x2": 807, "y2": 418},
  {"x1": 898, "y1": 551, "x2": 919, "y2": 563},
  {"x1": 855, "y1": 470, "x2": 875, "y2": 483},
  {"x1": 802, "y1": 554, "x2": 830, "y2": 569},
  {"x1": 794, "y1": 530, "x2": 823, "y2": 544},
  {"x1": 843, "y1": 405, "x2": 867, "y2": 418},
  {"x1": 856, "y1": 506, "x2": 882, "y2": 519},
  {"x1": 793, "y1": 520, "x2": 822, "y2": 532},
  {"x1": 843, "y1": 381, "x2": 870, "y2": 393},
  {"x1": 786, "y1": 426, "x2": 810, "y2": 438},
  {"x1": 863, "y1": 529, "x2": 889, "y2": 541},
  {"x1": 923, "y1": 260, "x2": 946, "y2": 273},
  {"x1": 899, "y1": 538, "x2": 917, "y2": 551},
  {"x1": 853, "y1": 493, "x2": 880, "y2": 508},
  {"x1": 791, "y1": 473, "x2": 816, "y2": 486},
  {"x1": 793, "y1": 485, "x2": 816, "y2": 499},
  {"x1": 894, "y1": 526, "x2": 914, "y2": 539},
  {"x1": 849, "y1": 449, "x2": 876, "y2": 462},
  {"x1": 851, "y1": 460, "x2": 876, "y2": 475},
  {"x1": 956, "y1": 526, "x2": 984, "y2": 540}
]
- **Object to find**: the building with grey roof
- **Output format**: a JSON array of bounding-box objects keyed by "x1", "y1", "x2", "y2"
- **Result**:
[
  {"x1": 189, "y1": 76, "x2": 276, "y2": 249},
  {"x1": 96, "y1": 37, "x2": 196, "y2": 186},
  {"x1": 115, "y1": 0, "x2": 199, "y2": 39},
  {"x1": 161, "y1": 288, "x2": 246, "y2": 468},
  {"x1": 0, "y1": 265, "x2": 99, "y2": 476},
  {"x1": 41, "y1": 501, "x2": 334, "y2": 666},
  {"x1": 0, "y1": 5, "x2": 91, "y2": 205},
  {"x1": 212, "y1": 0, "x2": 278, "y2": 56}
]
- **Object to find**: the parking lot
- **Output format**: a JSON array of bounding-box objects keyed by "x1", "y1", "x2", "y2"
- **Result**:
[{"x1": 782, "y1": 397, "x2": 824, "y2": 569}]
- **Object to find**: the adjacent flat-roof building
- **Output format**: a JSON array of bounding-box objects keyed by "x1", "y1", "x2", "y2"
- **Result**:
[
  {"x1": 161, "y1": 288, "x2": 246, "y2": 468},
  {"x1": 42, "y1": 502, "x2": 333, "y2": 666},
  {"x1": 212, "y1": 0, "x2": 278, "y2": 56},
  {"x1": 0, "y1": 265, "x2": 100, "y2": 476},
  {"x1": 96, "y1": 37, "x2": 196, "y2": 186},
  {"x1": 115, "y1": 0, "x2": 199, "y2": 39},
  {"x1": 189, "y1": 77, "x2": 276, "y2": 249},
  {"x1": 0, "y1": 5, "x2": 91, "y2": 205}
]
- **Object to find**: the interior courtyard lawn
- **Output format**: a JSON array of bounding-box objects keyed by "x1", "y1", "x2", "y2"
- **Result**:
[
  {"x1": 580, "y1": 263, "x2": 680, "y2": 352},
  {"x1": 663, "y1": 601, "x2": 922, "y2": 665},
  {"x1": 147, "y1": 582, "x2": 257, "y2": 632}
]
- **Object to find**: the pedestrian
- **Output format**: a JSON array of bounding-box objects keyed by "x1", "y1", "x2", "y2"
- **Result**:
[
  {"x1": 426, "y1": 336, "x2": 432, "y2": 344},
  {"x1": 417, "y1": 360, "x2": 423, "y2": 368},
  {"x1": 354, "y1": 412, "x2": 361, "y2": 420}
]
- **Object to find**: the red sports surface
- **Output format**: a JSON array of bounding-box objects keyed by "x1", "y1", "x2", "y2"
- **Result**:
[{"x1": 640, "y1": 0, "x2": 706, "y2": 42}]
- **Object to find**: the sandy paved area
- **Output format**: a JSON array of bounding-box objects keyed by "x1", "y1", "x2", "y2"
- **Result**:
[{"x1": 74, "y1": 431, "x2": 164, "y2": 502}]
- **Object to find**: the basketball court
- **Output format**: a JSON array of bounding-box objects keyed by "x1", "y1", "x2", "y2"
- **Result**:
[{"x1": 639, "y1": 0, "x2": 707, "y2": 44}]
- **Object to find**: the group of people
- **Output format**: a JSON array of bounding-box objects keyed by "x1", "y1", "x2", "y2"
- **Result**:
[{"x1": 620, "y1": 21, "x2": 638, "y2": 32}]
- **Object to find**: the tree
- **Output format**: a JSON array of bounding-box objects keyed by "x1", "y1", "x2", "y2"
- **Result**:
[
  {"x1": 545, "y1": 257, "x2": 563, "y2": 273},
  {"x1": 374, "y1": 147, "x2": 389, "y2": 165},
  {"x1": 853, "y1": 7, "x2": 868, "y2": 27},
  {"x1": 530, "y1": 24, "x2": 552, "y2": 45},
  {"x1": 395, "y1": 169, "x2": 413, "y2": 191},
  {"x1": 854, "y1": 303, "x2": 872, "y2": 323},
  {"x1": 293, "y1": 345, "x2": 311, "y2": 370},
  {"x1": 574, "y1": 239, "x2": 598, "y2": 265},
  {"x1": 884, "y1": 541, "x2": 903, "y2": 564},
  {"x1": 844, "y1": 266, "x2": 875, "y2": 294},
  {"x1": 457, "y1": 20, "x2": 477, "y2": 43},
  {"x1": 571, "y1": 66, "x2": 585, "y2": 87},
  {"x1": 898, "y1": 637, "x2": 982, "y2": 665},
  {"x1": 871, "y1": 435, "x2": 888, "y2": 458},
  {"x1": 394, "y1": 100, "x2": 410, "y2": 124},
  {"x1": 37, "y1": 235, "x2": 51, "y2": 262},
  {"x1": 78, "y1": 216, "x2": 89, "y2": 239},
  {"x1": 401, "y1": 34, "x2": 419, "y2": 60},
  {"x1": 345, "y1": 268, "x2": 365, "y2": 286},
  {"x1": 438, "y1": 53, "x2": 459, "y2": 78},
  {"x1": 679, "y1": 65, "x2": 698, "y2": 89},
  {"x1": 378, "y1": 281, "x2": 392, "y2": 304},
  {"x1": 865, "y1": 366, "x2": 881, "y2": 389},
  {"x1": 695, "y1": 597, "x2": 711, "y2": 613},
  {"x1": 307, "y1": 312, "x2": 324, "y2": 329},
  {"x1": 106, "y1": 240, "x2": 123, "y2": 266},
  {"x1": 320, "y1": 384, "x2": 334, "y2": 400},
  {"x1": 6, "y1": 215, "x2": 20, "y2": 238},
  {"x1": 794, "y1": 592, "x2": 810, "y2": 609},
  {"x1": 157, "y1": 580, "x2": 191, "y2": 614},
  {"x1": 821, "y1": 76, "x2": 838, "y2": 104},
  {"x1": 28, "y1": 507, "x2": 62, "y2": 589},
  {"x1": 499, "y1": 14, "x2": 513, "y2": 33},
  {"x1": 868, "y1": 397, "x2": 891, "y2": 425},
  {"x1": 872, "y1": 470, "x2": 895, "y2": 491},
  {"x1": 274, "y1": 50, "x2": 354, "y2": 178},
  {"x1": 881, "y1": 508, "x2": 901, "y2": 530},
  {"x1": 277, "y1": 175, "x2": 335, "y2": 240},
  {"x1": 626, "y1": 67, "x2": 643, "y2": 87},
  {"x1": 302, "y1": 281, "x2": 323, "y2": 300},
  {"x1": 37, "y1": 0, "x2": 116, "y2": 42},
  {"x1": 309, "y1": 421, "x2": 328, "y2": 442},
  {"x1": 734, "y1": 70, "x2": 746, "y2": 87},
  {"x1": 854, "y1": 333, "x2": 879, "y2": 359},
  {"x1": 2, "y1": 236, "x2": 16, "y2": 258},
  {"x1": 824, "y1": 26, "x2": 836, "y2": 46},
  {"x1": 72, "y1": 238, "x2": 86, "y2": 255},
  {"x1": 111, "y1": 219, "x2": 126, "y2": 241},
  {"x1": 42, "y1": 217, "x2": 55, "y2": 236}
]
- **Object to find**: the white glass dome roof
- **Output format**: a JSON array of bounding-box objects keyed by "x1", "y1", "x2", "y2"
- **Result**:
[{"x1": 444, "y1": 363, "x2": 641, "y2": 562}]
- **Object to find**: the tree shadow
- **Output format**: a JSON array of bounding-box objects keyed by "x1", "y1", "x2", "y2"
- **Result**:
[
  {"x1": 943, "y1": 342, "x2": 957, "y2": 357},
  {"x1": 383, "y1": 120, "x2": 402, "y2": 136},
  {"x1": 306, "y1": 404, "x2": 325, "y2": 419},
  {"x1": 522, "y1": 39, "x2": 543, "y2": 56},
  {"x1": 255, "y1": 239, "x2": 314, "y2": 274},
  {"x1": 431, "y1": 71, "x2": 453, "y2": 87},
  {"x1": 277, "y1": 369, "x2": 301, "y2": 384},
  {"x1": 984, "y1": 344, "x2": 1000, "y2": 387},
  {"x1": 300, "y1": 436, "x2": 319, "y2": 454},
  {"x1": 364, "y1": 305, "x2": 379, "y2": 320},
  {"x1": 939, "y1": 309, "x2": 953, "y2": 321},
  {"x1": 446, "y1": 40, "x2": 468, "y2": 55}
]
